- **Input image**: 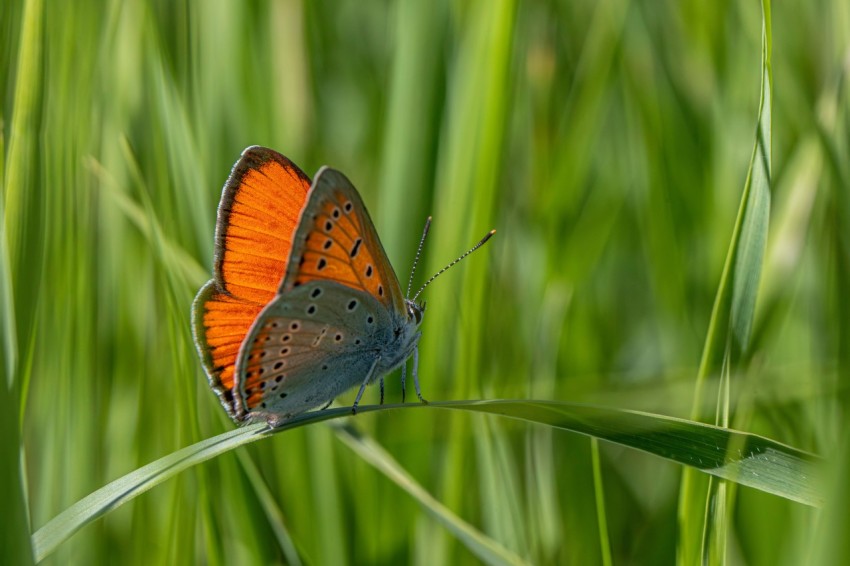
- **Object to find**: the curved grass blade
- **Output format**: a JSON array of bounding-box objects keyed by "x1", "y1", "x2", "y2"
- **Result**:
[
  {"x1": 434, "y1": 400, "x2": 818, "y2": 506},
  {"x1": 32, "y1": 399, "x2": 819, "y2": 562},
  {"x1": 31, "y1": 423, "x2": 266, "y2": 562},
  {"x1": 679, "y1": 2, "x2": 773, "y2": 563},
  {"x1": 332, "y1": 422, "x2": 529, "y2": 566},
  {"x1": 233, "y1": 449, "x2": 303, "y2": 566}
]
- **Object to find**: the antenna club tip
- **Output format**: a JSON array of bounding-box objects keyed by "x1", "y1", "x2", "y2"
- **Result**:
[{"x1": 478, "y1": 229, "x2": 496, "y2": 245}]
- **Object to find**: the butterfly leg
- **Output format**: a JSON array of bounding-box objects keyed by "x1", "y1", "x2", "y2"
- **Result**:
[
  {"x1": 352, "y1": 357, "x2": 380, "y2": 415},
  {"x1": 412, "y1": 346, "x2": 428, "y2": 404},
  {"x1": 380, "y1": 377, "x2": 385, "y2": 405},
  {"x1": 320, "y1": 399, "x2": 333, "y2": 410},
  {"x1": 400, "y1": 362, "x2": 407, "y2": 404}
]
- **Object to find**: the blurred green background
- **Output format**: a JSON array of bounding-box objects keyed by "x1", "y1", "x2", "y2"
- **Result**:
[{"x1": 3, "y1": 0, "x2": 848, "y2": 564}]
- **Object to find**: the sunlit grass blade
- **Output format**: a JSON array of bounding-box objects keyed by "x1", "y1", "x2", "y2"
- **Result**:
[
  {"x1": 305, "y1": 425, "x2": 348, "y2": 565},
  {"x1": 234, "y1": 449, "x2": 303, "y2": 566},
  {"x1": 0, "y1": 125, "x2": 30, "y2": 562},
  {"x1": 0, "y1": 132, "x2": 17, "y2": 390},
  {"x1": 679, "y1": 1, "x2": 773, "y2": 563},
  {"x1": 376, "y1": 0, "x2": 444, "y2": 261},
  {"x1": 687, "y1": 8, "x2": 772, "y2": 417},
  {"x1": 3, "y1": 0, "x2": 42, "y2": 275},
  {"x1": 31, "y1": 423, "x2": 266, "y2": 563},
  {"x1": 33, "y1": 398, "x2": 820, "y2": 562},
  {"x1": 473, "y1": 415, "x2": 530, "y2": 559},
  {"x1": 86, "y1": 154, "x2": 208, "y2": 288},
  {"x1": 441, "y1": 400, "x2": 819, "y2": 506},
  {"x1": 333, "y1": 422, "x2": 529, "y2": 566},
  {"x1": 422, "y1": 0, "x2": 516, "y2": 559},
  {"x1": 2, "y1": 1, "x2": 43, "y2": 563}
]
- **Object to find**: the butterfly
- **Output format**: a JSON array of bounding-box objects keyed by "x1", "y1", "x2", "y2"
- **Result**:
[{"x1": 193, "y1": 146, "x2": 494, "y2": 427}]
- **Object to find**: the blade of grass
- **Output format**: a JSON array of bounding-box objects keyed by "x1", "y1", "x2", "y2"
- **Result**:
[
  {"x1": 423, "y1": 1, "x2": 516, "y2": 560},
  {"x1": 31, "y1": 422, "x2": 267, "y2": 562},
  {"x1": 590, "y1": 438, "x2": 612, "y2": 566},
  {"x1": 32, "y1": 398, "x2": 820, "y2": 562},
  {"x1": 376, "y1": 0, "x2": 444, "y2": 262},
  {"x1": 810, "y1": 22, "x2": 850, "y2": 563},
  {"x1": 306, "y1": 425, "x2": 348, "y2": 566},
  {"x1": 3, "y1": 0, "x2": 42, "y2": 274},
  {"x1": 473, "y1": 415, "x2": 530, "y2": 559},
  {"x1": 0, "y1": 129, "x2": 16, "y2": 388},
  {"x1": 1, "y1": 2, "x2": 42, "y2": 563},
  {"x1": 0, "y1": 362, "x2": 32, "y2": 564},
  {"x1": 334, "y1": 422, "x2": 529, "y2": 566},
  {"x1": 441, "y1": 400, "x2": 819, "y2": 506},
  {"x1": 679, "y1": 1, "x2": 773, "y2": 563},
  {"x1": 234, "y1": 449, "x2": 303, "y2": 566}
]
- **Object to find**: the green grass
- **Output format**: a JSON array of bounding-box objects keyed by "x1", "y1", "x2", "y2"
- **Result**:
[{"x1": 3, "y1": 0, "x2": 849, "y2": 564}]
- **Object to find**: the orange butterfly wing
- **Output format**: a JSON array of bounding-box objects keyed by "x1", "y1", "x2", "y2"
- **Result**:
[
  {"x1": 280, "y1": 166, "x2": 405, "y2": 311},
  {"x1": 235, "y1": 166, "x2": 407, "y2": 416},
  {"x1": 193, "y1": 147, "x2": 311, "y2": 417}
]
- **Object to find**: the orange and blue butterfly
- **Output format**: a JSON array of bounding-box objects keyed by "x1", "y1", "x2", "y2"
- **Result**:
[{"x1": 193, "y1": 146, "x2": 493, "y2": 426}]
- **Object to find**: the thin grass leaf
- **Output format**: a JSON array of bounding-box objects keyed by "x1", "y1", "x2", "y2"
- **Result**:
[
  {"x1": 0, "y1": 368, "x2": 32, "y2": 565},
  {"x1": 422, "y1": 1, "x2": 516, "y2": 560},
  {"x1": 333, "y1": 422, "x2": 529, "y2": 566},
  {"x1": 0, "y1": 131, "x2": 17, "y2": 390},
  {"x1": 3, "y1": 0, "x2": 42, "y2": 274},
  {"x1": 473, "y1": 415, "x2": 531, "y2": 559},
  {"x1": 678, "y1": 1, "x2": 773, "y2": 563},
  {"x1": 306, "y1": 425, "x2": 349, "y2": 566},
  {"x1": 32, "y1": 399, "x2": 820, "y2": 562},
  {"x1": 439, "y1": 400, "x2": 819, "y2": 506},
  {"x1": 234, "y1": 449, "x2": 303, "y2": 566},
  {"x1": 590, "y1": 439, "x2": 612, "y2": 566},
  {"x1": 31, "y1": 423, "x2": 266, "y2": 562},
  {"x1": 86, "y1": 155, "x2": 208, "y2": 289},
  {"x1": 688, "y1": 5, "x2": 772, "y2": 418},
  {"x1": 2, "y1": 2, "x2": 40, "y2": 562}
]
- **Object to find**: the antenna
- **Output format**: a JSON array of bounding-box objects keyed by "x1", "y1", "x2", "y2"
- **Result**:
[
  {"x1": 411, "y1": 228, "x2": 496, "y2": 302},
  {"x1": 406, "y1": 216, "x2": 432, "y2": 299}
]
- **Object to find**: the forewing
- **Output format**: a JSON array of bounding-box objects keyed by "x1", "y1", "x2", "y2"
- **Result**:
[
  {"x1": 280, "y1": 167, "x2": 406, "y2": 315},
  {"x1": 193, "y1": 146, "x2": 311, "y2": 417}
]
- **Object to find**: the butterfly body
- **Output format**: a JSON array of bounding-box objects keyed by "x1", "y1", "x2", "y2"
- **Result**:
[{"x1": 193, "y1": 148, "x2": 427, "y2": 425}]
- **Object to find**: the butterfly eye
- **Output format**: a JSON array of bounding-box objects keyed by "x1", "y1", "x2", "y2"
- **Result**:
[{"x1": 407, "y1": 304, "x2": 423, "y2": 324}]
